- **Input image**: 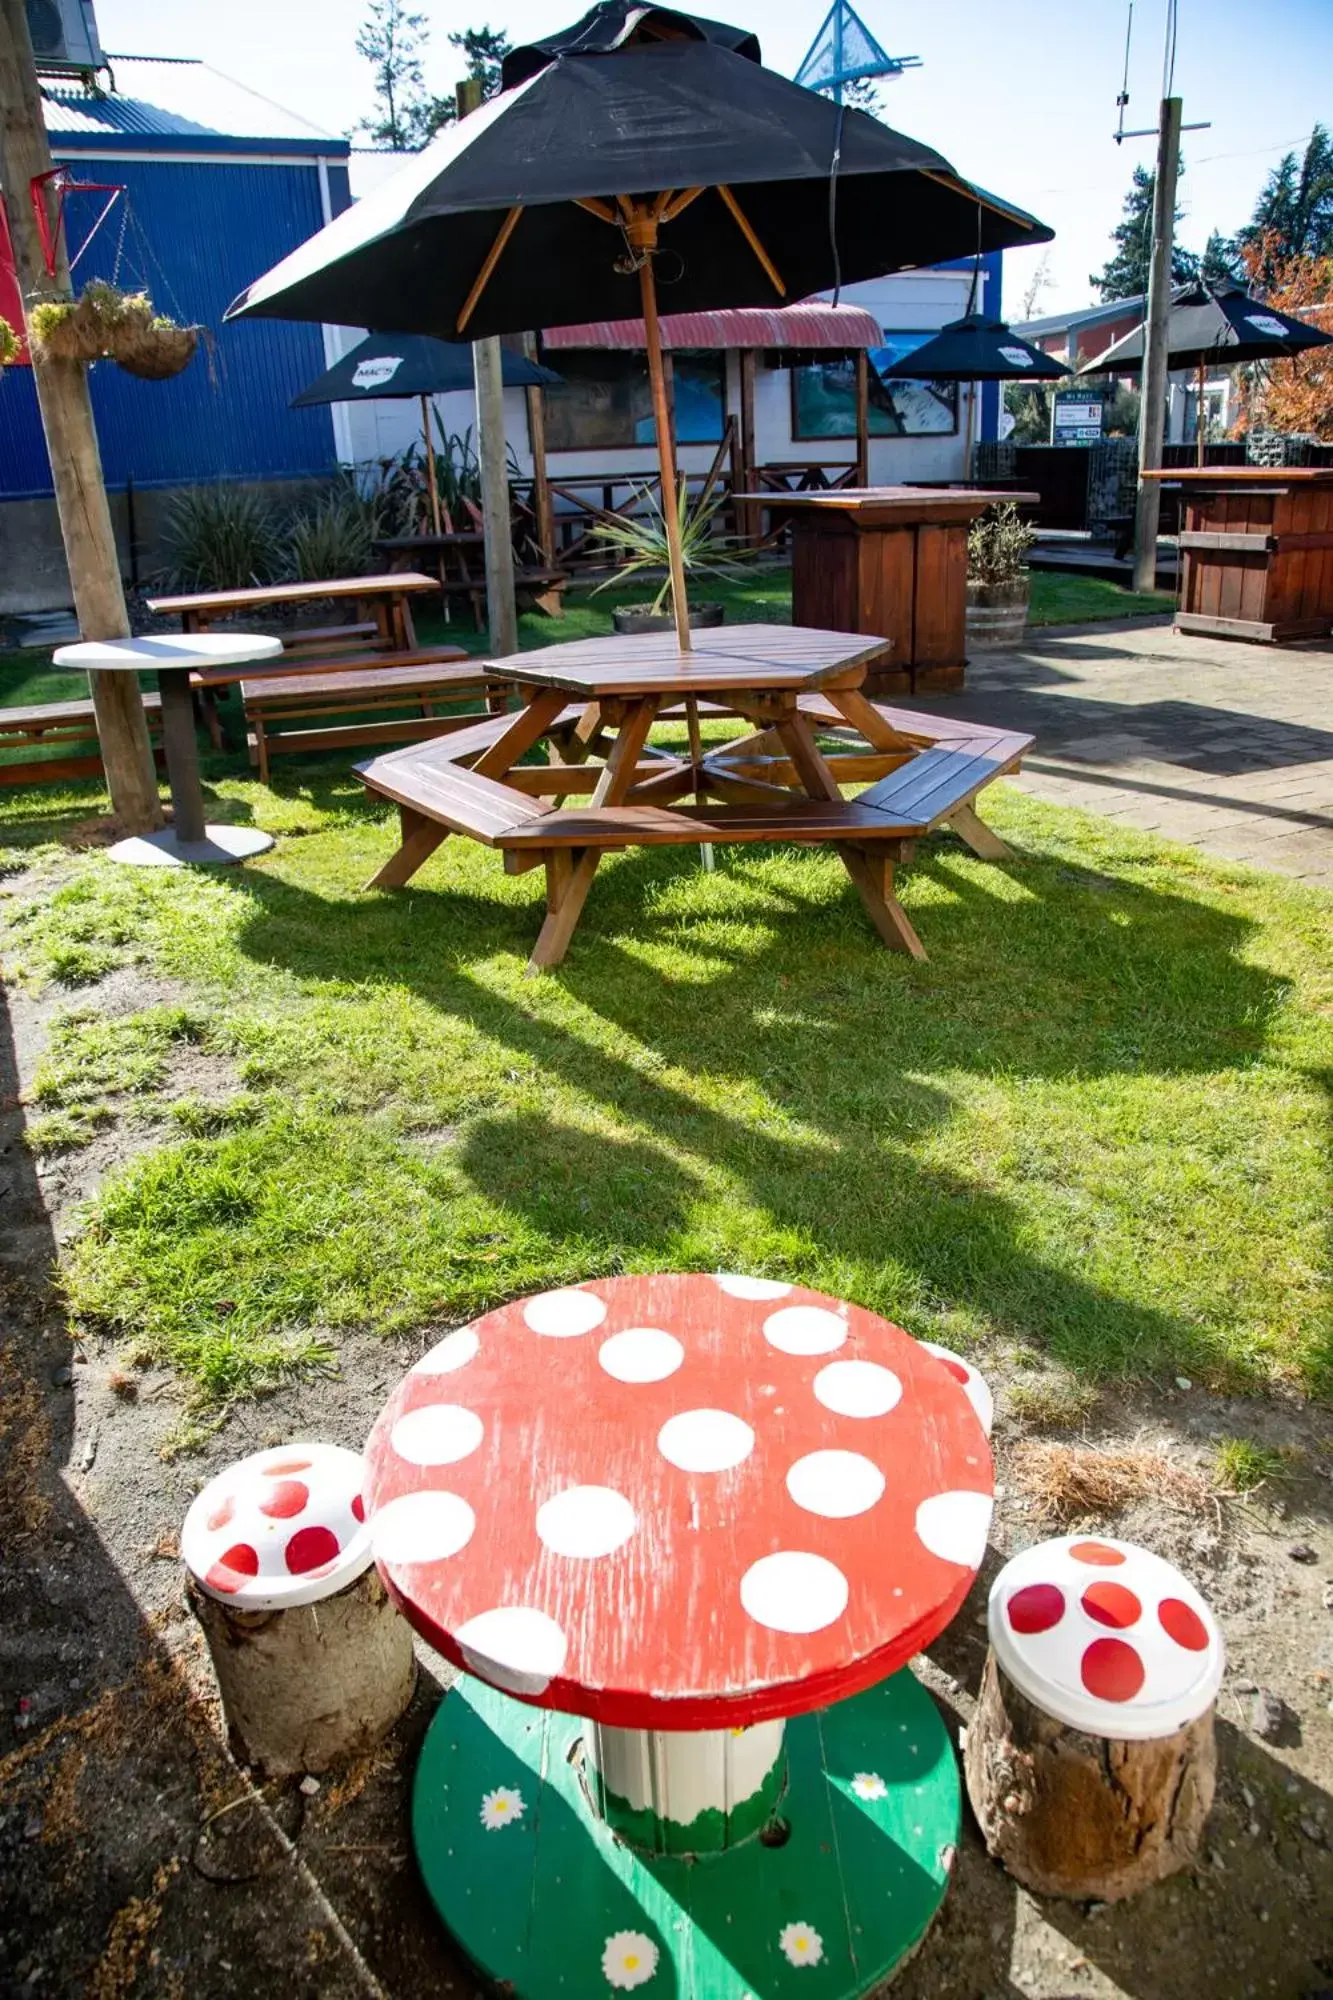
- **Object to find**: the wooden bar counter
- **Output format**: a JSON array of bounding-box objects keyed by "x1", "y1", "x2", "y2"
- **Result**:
[
  {"x1": 1143, "y1": 467, "x2": 1333, "y2": 645},
  {"x1": 740, "y1": 486, "x2": 1038, "y2": 695}
]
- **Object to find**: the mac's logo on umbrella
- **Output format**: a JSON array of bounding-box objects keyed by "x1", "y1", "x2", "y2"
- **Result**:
[
  {"x1": 1245, "y1": 315, "x2": 1289, "y2": 340},
  {"x1": 352, "y1": 356, "x2": 405, "y2": 390},
  {"x1": 998, "y1": 347, "x2": 1033, "y2": 367}
]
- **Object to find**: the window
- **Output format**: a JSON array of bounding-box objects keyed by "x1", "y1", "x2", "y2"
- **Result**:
[
  {"x1": 543, "y1": 351, "x2": 726, "y2": 451},
  {"x1": 790, "y1": 337, "x2": 959, "y2": 440}
]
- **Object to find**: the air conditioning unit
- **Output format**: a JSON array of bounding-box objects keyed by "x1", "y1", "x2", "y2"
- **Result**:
[{"x1": 25, "y1": 0, "x2": 104, "y2": 73}]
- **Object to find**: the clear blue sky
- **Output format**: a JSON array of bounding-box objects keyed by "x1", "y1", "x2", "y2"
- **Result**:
[{"x1": 92, "y1": 0, "x2": 1333, "y2": 315}]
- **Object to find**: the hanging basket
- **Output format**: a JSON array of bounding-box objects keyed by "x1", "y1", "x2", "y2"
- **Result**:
[
  {"x1": 0, "y1": 317, "x2": 20, "y2": 368},
  {"x1": 113, "y1": 320, "x2": 201, "y2": 380},
  {"x1": 26, "y1": 295, "x2": 106, "y2": 363}
]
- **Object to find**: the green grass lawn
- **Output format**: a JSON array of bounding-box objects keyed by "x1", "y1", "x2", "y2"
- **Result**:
[{"x1": 1, "y1": 563, "x2": 1325, "y2": 1412}]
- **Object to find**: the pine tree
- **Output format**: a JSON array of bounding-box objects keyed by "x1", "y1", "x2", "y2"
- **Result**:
[
  {"x1": 1091, "y1": 162, "x2": 1196, "y2": 301},
  {"x1": 1236, "y1": 126, "x2": 1333, "y2": 281},
  {"x1": 406, "y1": 25, "x2": 513, "y2": 142},
  {"x1": 353, "y1": 0, "x2": 428, "y2": 152},
  {"x1": 1198, "y1": 230, "x2": 1238, "y2": 289}
]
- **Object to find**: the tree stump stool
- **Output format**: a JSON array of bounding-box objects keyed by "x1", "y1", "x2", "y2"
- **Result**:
[
  {"x1": 183, "y1": 1441, "x2": 416, "y2": 1777},
  {"x1": 965, "y1": 1535, "x2": 1223, "y2": 1901}
]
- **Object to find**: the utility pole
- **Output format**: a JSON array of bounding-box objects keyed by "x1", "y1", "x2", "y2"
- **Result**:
[
  {"x1": 0, "y1": 0, "x2": 162, "y2": 829},
  {"x1": 1131, "y1": 93, "x2": 1182, "y2": 594},
  {"x1": 456, "y1": 76, "x2": 518, "y2": 659}
]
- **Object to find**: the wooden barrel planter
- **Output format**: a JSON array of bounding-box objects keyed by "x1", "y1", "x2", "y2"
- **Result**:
[
  {"x1": 965, "y1": 1535, "x2": 1223, "y2": 1901},
  {"x1": 612, "y1": 601, "x2": 724, "y2": 635},
  {"x1": 965, "y1": 578, "x2": 1029, "y2": 650},
  {"x1": 183, "y1": 1441, "x2": 415, "y2": 1777}
]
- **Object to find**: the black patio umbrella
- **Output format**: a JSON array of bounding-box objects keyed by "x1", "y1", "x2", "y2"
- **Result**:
[
  {"x1": 876, "y1": 309, "x2": 1071, "y2": 465},
  {"x1": 1089, "y1": 279, "x2": 1333, "y2": 463},
  {"x1": 291, "y1": 332, "x2": 561, "y2": 533},
  {"x1": 227, "y1": 2, "x2": 1052, "y2": 648}
]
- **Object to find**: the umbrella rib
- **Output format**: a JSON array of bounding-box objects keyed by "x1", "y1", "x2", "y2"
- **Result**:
[
  {"x1": 661, "y1": 186, "x2": 704, "y2": 223},
  {"x1": 457, "y1": 205, "x2": 525, "y2": 334},
  {"x1": 574, "y1": 197, "x2": 619, "y2": 224},
  {"x1": 919, "y1": 171, "x2": 1036, "y2": 230},
  {"x1": 716, "y1": 186, "x2": 786, "y2": 297}
]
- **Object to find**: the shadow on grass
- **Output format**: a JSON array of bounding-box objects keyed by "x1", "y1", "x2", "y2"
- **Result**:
[{"x1": 220, "y1": 812, "x2": 1330, "y2": 1391}]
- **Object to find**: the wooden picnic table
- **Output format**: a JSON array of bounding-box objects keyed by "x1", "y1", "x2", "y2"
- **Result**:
[
  {"x1": 739, "y1": 487, "x2": 1040, "y2": 694},
  {"x1": 1142, "y1": 466, "x2": 1333, "y2": 644},
  {"x1": 364, "y1": 1272, "x2": 994, "y2": 1999},
  {"x1": 147, "y1": 571, "x2": 438, "y2": 653},
  {"x1": 357, "y1": 622, "x2": 1031, "y2": 973}
]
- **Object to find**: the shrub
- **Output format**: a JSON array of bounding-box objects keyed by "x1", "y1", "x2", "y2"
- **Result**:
[
  {"x1": 0, "y1": 317, "x2": 20, "y2": 367},
  {"x1": 286, "y1": 476, "x2": 380, "y2": 580},
  {"x1": 968, "y1": 500, "x2": 1036, "y2": 586},
  {"x1": 159, "y1": 484, "x2": 285, "y2": 592}
]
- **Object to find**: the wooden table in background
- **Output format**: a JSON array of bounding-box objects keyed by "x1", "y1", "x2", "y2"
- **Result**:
[
  {"x1": 148, "y1": 572, "x2": 439, "y2": 653},
  {"x1": 1143, "y1": 467, "x2": 1333, "y2": 645},
  {"x1": 740, "y1": 488, "x2": 1039, "y2": 695},
  {"x1": 364, "y1": 1272, "x2": 994, "y2": 2000}
]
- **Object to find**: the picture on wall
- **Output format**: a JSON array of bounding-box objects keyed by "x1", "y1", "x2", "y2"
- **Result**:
[
  {"x1": 791, "y1": 336, "x2": 959, "y2": 440},
  {"x1": 544, "y1": 352, "x2": 725, "y2": 451}
]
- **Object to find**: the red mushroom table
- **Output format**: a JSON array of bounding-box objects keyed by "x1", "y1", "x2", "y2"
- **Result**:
[{"x1": 363, "y1": 1274, "x2": 994, "y2": 1999}]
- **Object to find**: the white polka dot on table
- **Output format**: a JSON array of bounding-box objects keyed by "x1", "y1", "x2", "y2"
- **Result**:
[
  {"x1": 714, "y1": 1273, "x2": 793, "y2": 1301},
  {"x1": 536, "y1": 1485, "x2": 637, "y2": 1559},
  {"x1": 371, "y1": 1490, "x2": 476, "y2": 1565},
  {"x1": 598, "y1": 1326, "x2": 684, "y2": 1383},
  {"x1": 411, "y1": 1327, "x2": 480, "y2": 1375},
  {"x1": 763, "y1": 1303, "x2": 848, "y2": 1356},
  {"x1": 812, "y1": 1359, "x2": 903, "y2": 1418},
  {"x1": 657, "y1": 1408, "x2": 755, "y2": 1473},
  {"x1": 521, "y1": 1288, "x2": 607, "y2": 1337},
  {"x1": 740, "y1": 1551, "x2": 849, "y2": 1633},
  {"x1": 786, "y1": 1449, "x2": 885, "y2": 1519},
  {"x1": 914, "y1": 1490, "x2": 993, "y2": 1568},
  {"x1": 455, "y1": 1605, "x2": 568, "y2": 1695},
  {"x1": 390, "y1": 1403, "x2": 484, "y2": 1467}
]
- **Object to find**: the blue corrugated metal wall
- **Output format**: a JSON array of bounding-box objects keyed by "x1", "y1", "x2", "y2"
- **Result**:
[{"x1": 0, "y1": 155, "x2": 350, "y2": 499}]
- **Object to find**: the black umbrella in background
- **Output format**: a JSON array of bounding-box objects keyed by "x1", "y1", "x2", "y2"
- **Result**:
[
  {"x1": 290, "y1": 332, "x2": 561, "y2": 534},
  {"x1": 1089, "y1": 278, "x2": 1333, "y2": 463},
  {"x1": 877, "y1": 310, "x2": 1070, "y2": 470},
  {"x1": 228, "y1": 1, "x2": 1051, "y2": 650}
]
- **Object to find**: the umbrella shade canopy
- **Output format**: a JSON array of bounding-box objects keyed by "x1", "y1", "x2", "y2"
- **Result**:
[
  {"x1": 290, "y1": 331, "x2": 560, "y2": 407},
  {"x1": 1090, "y1": 280, "x2": 1333, "y2": 375},
  {"x1": 225, "y1": 38, "x2": 1050, "y2": 339},
  {"x1": 502, "y1": 0, "x2": 762, "y2": 86},
  {"x1": 875, "y1": 311, "x2": 1071, "y2": 383}
]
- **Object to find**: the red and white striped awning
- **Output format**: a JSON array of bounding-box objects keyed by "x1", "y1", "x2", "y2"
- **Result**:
[{"x1": 543, "y1": 301, "x2": 883, "y2": 352}]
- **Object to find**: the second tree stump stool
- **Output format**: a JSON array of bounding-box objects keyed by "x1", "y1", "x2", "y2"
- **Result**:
[
  {"x1": 183, "y1": 1441, "x2": 416, "y2": 1777},
  {"x1": 965, "y1": 1535, "x2": 1223, "y2": 1901}
]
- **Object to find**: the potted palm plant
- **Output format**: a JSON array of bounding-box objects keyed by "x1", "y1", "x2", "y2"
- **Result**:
[
  {"x1": 591, "y1": 481, "x2": 750, "y2": 632},
  {"x1": 966, "y1": 501, "x2": 1036, "y2": 649}
]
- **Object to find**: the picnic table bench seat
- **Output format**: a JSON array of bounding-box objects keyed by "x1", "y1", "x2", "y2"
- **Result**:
[
  {"x1": 238, "y1": 657, "x2": 506, "y2": 782},
  {"x1": 0, "y1": 692, "x2": 164, "y2": 787}
]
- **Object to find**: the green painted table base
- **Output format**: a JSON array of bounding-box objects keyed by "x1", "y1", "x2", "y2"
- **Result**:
[{"x1": 412, "y1": 1670, "x2": 959, "y2": 1998}]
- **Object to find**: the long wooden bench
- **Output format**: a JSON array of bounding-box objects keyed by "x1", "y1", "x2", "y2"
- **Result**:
[
  {"x1": 0, "y1": 693, "x2": 164, "y2": 788},
  {"x1": 191, "y1": 642, "x2": 472, "y2": 754},
  {"x1": 240, "y1": 659, "x2": 511, "y2": 782}
]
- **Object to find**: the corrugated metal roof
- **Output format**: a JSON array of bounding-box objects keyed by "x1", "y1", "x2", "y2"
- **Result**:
[
  {"x1": 544, "y1": 302, "x2": 884, "y2": 350},
  {"x1": 42, "y1": 57, "x2": 342, "y2": 148}
]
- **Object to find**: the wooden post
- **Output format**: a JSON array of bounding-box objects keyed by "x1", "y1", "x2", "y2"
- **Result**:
[
  {"x1": 740, "y1": 346, "x2": 758, "y2": 543},
  {"x1": 855, "y1": 348, "x2": 870, "y2": 488},
  {"x1": 636, "y1": 237, "x2": 691, "y2": 652},
  {"x1": 421, "y1": 394, "x2": 443, "y2": 534},
  {"x1": 1195, "y1": 357, "x2": 1206, "y2": 466},
  {"x1": 0, "y1": 0, "x2": 162, "y2": 831},
  {"x1": 522, "y1": 333, "x2": 555, "y2": 565},
  {"x1": 474, "y1": 336, "x2": 519, "y2": 657}
]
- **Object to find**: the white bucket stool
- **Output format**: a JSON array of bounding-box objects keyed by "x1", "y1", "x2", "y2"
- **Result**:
[
  {"x1": 964, "y1": 1534, "x2": 1223, "y2": 1900},
  {"x1": 183, "y1": 1441, "x2": 415, "y2": 1777}
]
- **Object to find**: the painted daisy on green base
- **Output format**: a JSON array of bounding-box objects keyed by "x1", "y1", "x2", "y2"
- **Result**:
[
  {"x1": 479, "y1": 1785, "x2": 525, "y2": 1830},
  {"x1": 602, "y1": 1931, "x2": 659, "y2": 1989},
  {"x1": 779, "y1": 1922, "x2": 824, "y2": 1967}
]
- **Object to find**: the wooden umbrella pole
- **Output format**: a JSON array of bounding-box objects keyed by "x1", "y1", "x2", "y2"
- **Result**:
[
  {"x1": 636, "y1": 231, "x2": 692, "y2": 654},
  {"x1": 1196, "y1": 358, "x2": 1206, "y2": 466},
  {"x1": 422, "y1": 395, "x2": 444, "y2": 535}
]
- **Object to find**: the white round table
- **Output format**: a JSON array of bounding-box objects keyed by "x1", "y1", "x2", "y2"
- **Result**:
[{"x1": 52, "y1": 633, "x2": 284, "y2": 866}]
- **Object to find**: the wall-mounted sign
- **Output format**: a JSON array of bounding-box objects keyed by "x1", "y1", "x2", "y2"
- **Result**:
[{"x1": 1051, "y1": 391, "x2": 1104, "y2": 447}]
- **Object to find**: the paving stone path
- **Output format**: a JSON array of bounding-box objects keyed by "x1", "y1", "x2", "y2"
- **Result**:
[{"x1": 912, "y1": 618, "x2": 1333, "y2": 887}]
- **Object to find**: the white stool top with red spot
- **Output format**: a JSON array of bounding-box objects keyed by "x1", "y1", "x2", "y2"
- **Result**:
[
  {"x1": 182, "y1": 1442, "x2": 372, "y2": 1611},
  {"x1": 917, "y1": 1342, "x2": 993, "y2": 1437},
  {"x1": 362, "y1": 1274, "x2": 994, "y2": 1730},
  {"x1": 988, "y1": 1535, "x2": 1224, "y2": 1741}
]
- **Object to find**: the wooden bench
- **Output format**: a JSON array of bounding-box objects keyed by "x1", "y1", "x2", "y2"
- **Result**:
[
  {"x1": 190, "y1": 643, "x2": 472, "y2": 753},
  {"x1": 0, "y1": 693, "x2": 164, "y2": 788},
  {"x1": 241, "y1": 660, "x2": 512, "y2": 782}
]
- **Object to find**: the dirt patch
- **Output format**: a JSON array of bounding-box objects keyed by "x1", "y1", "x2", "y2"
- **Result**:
[{"x1": 1, "y1": 953, "x2": 1330, "y2": 1998}]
